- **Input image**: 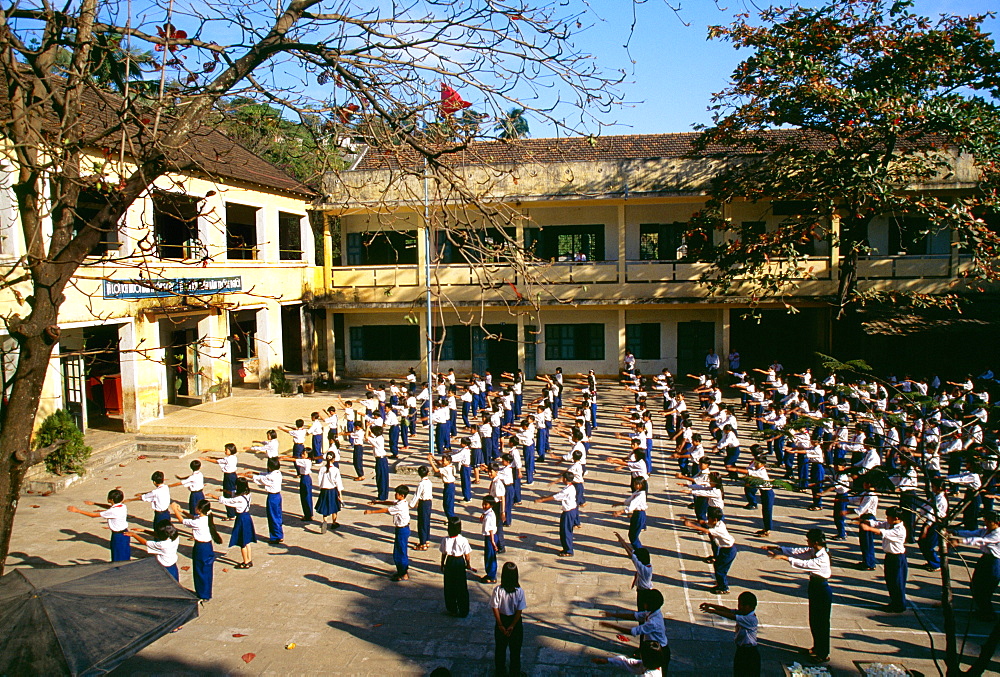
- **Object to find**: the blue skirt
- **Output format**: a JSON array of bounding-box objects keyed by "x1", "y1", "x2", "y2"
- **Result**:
[
  {"x1": 229, "y1": 511, "x2": 257, "y2": 547},
  {"x1": 472, "y1": 447, "x2": 485, "y2": 467},
  {"x1": 315, "y1": 487, "x2": 342, "y2": 515}
]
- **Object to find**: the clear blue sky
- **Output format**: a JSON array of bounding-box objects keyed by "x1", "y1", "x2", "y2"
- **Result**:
[{"x1": 558, "y1": 0, "x2": 999, "y2": 136}]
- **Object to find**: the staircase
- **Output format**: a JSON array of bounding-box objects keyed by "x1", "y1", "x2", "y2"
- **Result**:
[{"x1": 20, "y1": 433, "x2": 198, "y2": 496}]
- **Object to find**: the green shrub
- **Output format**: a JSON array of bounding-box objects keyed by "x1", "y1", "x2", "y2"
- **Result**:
[
  {"x1": 269, "y1": 363, "x2": 287, "y2": 393},
  {"x1": 35, "y1": 409, "x2": 92, "y2": 475}
]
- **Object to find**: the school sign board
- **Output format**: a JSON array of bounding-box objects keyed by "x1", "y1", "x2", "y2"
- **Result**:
[{"x1": 103, "y1": 276, "x2": 243, "y2": 300}]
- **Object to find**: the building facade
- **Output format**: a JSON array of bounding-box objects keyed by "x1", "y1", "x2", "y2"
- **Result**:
[
  {"x1": 316, "y1": 133, "x2": 982, "y2": 379},
  {"x1": 0, "y1": 133, "x2": 319, "y2": 434}
]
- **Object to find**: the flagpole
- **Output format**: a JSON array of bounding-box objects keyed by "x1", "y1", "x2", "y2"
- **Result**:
[{"x1": 423, "y1": 92, "x2": 434, "y2": 459}]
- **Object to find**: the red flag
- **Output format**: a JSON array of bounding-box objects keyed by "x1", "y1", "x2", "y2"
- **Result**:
[{"x1": 440, "y1": 83, "x2": 472, "y2": 116}]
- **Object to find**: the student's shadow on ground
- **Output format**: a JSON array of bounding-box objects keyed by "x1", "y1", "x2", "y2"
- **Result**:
[{"x1": 57, "y1": 527, "x2": 112, "y2": 549}]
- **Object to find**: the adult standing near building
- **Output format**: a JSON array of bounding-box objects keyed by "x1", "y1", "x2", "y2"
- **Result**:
[
  {"x1": 706, "y1": 349, "x2": 721, "y2": 379},
  {"x1": 623, "y1": 349, "x2": 636, "y2": 376}
]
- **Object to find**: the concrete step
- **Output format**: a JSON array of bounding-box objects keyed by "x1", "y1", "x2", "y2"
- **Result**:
[{"x1": 135, "y1": 434, "x2": 198, "y2": 459}]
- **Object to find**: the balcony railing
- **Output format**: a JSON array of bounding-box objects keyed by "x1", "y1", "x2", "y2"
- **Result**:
[{"x1": 329, "y1": 255, "x2": 959, "y2": 289}]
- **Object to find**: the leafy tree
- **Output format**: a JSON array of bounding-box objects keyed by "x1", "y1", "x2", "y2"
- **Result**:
[
  {"x1": 497, "y1": 107, "x2": 530, "y2": 139},
  {"x1": 693, "y1": 0, "x2": 1000, "y2": 316}
]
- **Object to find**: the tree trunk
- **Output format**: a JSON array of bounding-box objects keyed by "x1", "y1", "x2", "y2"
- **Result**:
[
  {"x1": 941, "y1": 537, "x2": 962, "y2": 675},
  {"x1": 836, "y1": 245, "x2": 859, "y2": 320},
  {"x1": 0, "y1": 304, "x2": 63, "y2": 574}
]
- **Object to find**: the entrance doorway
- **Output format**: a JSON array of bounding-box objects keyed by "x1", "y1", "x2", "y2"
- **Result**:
[
  {"x1": 59, "y1": 324, "x2": 124, "y2": 431},
  {"x1": 229, "y1": 309, "x2": 259, "y2": 388},
  {"x1": 160, "y1": 317, "x2": 206, "y2": 406},
  {"x1": 677, "y1": 321, "x2": 715, "y2": 376},
  {"x1": 281, "y1": 304, "x2": 303, "y2": 374},
  {"x1": 472, "y1": 324, "x2": 518, "y2": 376}
]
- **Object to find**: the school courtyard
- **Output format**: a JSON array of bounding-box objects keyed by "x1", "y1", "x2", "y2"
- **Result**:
[{"x1": 8, "y1": 382, "x2": 997, "y2": 676}]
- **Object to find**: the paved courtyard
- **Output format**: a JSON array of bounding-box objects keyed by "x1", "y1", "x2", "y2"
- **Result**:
[{"x1": 8, "y1": 381, "x2": 998, "y2": 676}]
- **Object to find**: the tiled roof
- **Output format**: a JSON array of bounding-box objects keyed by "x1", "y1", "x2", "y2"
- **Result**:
[
  {"x1": 353, "y1": 130, "x2": 810, "y2": 172},
  {"x1": 72, "y1": 88, "x2": 318, "y2": 198}
]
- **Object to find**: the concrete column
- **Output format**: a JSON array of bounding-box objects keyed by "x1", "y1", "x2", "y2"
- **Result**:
[
  {"x1": 617, "y1": 308, "x2": 626, "y2": 372},
  {"x1": 516, "y1": 312, "x2": 526, "y2": 373},
  {"x1": 119, "y1": 320, "x2": 140, "y2": 431},
  {"x1": 721, "y1": 307, "x2": 731, "y2": 364},
  {"x1": 617, "y1": 203, "x2": 626, "y2": 284},
  {"x1": 301, "y1": 306, "x2": 315, "y2": 375},
  {"x1": 322, "y1": 214, "x2": 333, "y2": 289},
  {"x1": 325, "y1": 308, "x2": 337, "y2": 379}
]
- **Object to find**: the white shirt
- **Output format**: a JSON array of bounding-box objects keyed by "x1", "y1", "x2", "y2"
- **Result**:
[
  {"x1": 874, "y1": 520, "x2": 907, "y2": 554},
  {"x1": 369, "y1": 434, "x2": 387, "y2": 458},
  {"x1": 146, "y1": 537, "x2": 180, "y2": 567},
  {"x1": 253, "y1": 469, "x2": 282, "y2": 493},
  {"x1": 141, "y1": 485, "x2": 171, "y2": 512},
  {"x1": 452, "y1": 447, "x2": 471, "y2": 468},
  {"x1": 490, "y1": 475, "x2": 506, "y2": 501},
  {"x1": 317, "y1": 464, "x2": 344, "y2": 491},
  {"x1": 294, "y1": 457, "x2": 313, "y2": 476},
  {"x1": 781, "y1": 546, "x2": 831, "y2": 579},
  {"x1": 954, "y1": 527, "x2": 1000, "y2": 557},
  {"x1": 388, "y1": 498, "x2": 410, "y2": 527},
  {"x1": 182, "y1": 515, "x2": 213, "y2": 543},
  {"x1": 553, "y1": 484, "x2": 578, "y2": 512},
  {"x1": 850, "y1": 492, "x2": 878, "y2": 517},
  {"x1": 439, "y1": 464, "x2": 456, "y2": 484},
  {"x1": 735, "y1": 613, "x2": 759, "y2": 647},
  {"x1": 490, "y1": 585, "x2": 527, "y2": 615},
  {"x1": 410, "y1": 477, "x2": 433, "y2": 503},
  {"x1": 289, "y1": 428, "x2": 307, "y2": 444},
  {"x1": 624, "y1": 490, "x2": 647, "y2": 514},
  {"x1": 100, "y1": 503, "x2": 128, "y2": 531},
  {"x1": 219, "y1": 494, "x2": 252, "y2": 513},
  {"x1": 181, "y1": 471, "x2": 204, "y2": 492},
  {"x1": 250, "y1": 440, "x2": 278, "y2": 459},
  {"x1": 708, "y1": 521, "x2": 735, "y2": 548},
  {"x1": 481, "y1": 509, "x2": 498, "y2": 537},
  {"x1": 307, "y1": 420, "x2": 323, "y2": 436},
  {"x1": 631, "y1": 554, "x2": 653, "y2": 590},
  {"x1": 440, "y1": 534, "x2": 472, "y2": 557}
]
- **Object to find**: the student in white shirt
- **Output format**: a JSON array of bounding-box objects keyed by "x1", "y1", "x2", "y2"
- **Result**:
[
  {"x1": 491, "y1": 562, "x2": 527, "y2": 677},
  {"x1": 765, "y1": 529, "x2": 832, "y2": 662},
  {"x1": 365, "y1": 484, "x2": 412, "y2": 581},
  {"x1": 247, "y1": 430, "x2": 279, "y2": 459},
  {"x1": 439, "y1": 517, "x2": 475, "y2": 617},
  {"x1": 67, "y1": 489, "x2": 131, "y2": 562},
  {"x1": 218, "y1": 476, "x2": 256, "y2": 569},
  {"x1": 349, "y1": 423, "x2": 367, "y2": 481},
  {"x1": 280, "y1": 418, "x2": 308, "y2": 458},
  {"x1": 251, "y1": 457, "x2": 284, "y2": 545},
  {"x1": 590, "y1": 644, "x2": 664, "y2": 676},
  {"x1": 128, "y1": 521, "x2": 181, "y2": 580},
  {"x1": 614, "y1": 476, "x2": 648, "y2": 549},
  {"x1": 614, "y1": 531, "x2": 654, "y2": 610},
  {"x1": 860, "y1": 506, "x2": 909, "y2": 613},
  {"x1": 699, "y1": 591, "x2": 760, "y2": 677},
  {"x1": 207, "y1": 443, "x2": 241, "y2": 520},
  {"x1": 480, "y1": 496, "x2": 500, "y2": 583},
  {"x1": 169, "y1": 499, "x2": 222, "y2": 601},
  {"x1": 174, "y1": 460, "x2": 205, "y2": 518},
  {"x1": 315, "y1": 451, "x2": 344, "y2": 532},
  {"x1": 949, "y1": 510, "x2": 1000, "y2": 621},
  {"x1": 684, "y1": 507, "x2": 737, "y2": 594},
  {"x1": 601, "y1": 589, "x2": 670, "y2": 672},
  {"x1": 411, "y1": 466, "x2": 434, "y2": 550},
  {"x1": 534, "y1": 471, "x2": 580, "y2": 557},
  {"x1": 367, "y1": 425, "x2": 389, "y2": 502},
  {"x1": 136, "y1": 471, "x2": 172, "y2": 525},
  {"x1": 307, "y1": 412, "x2": 324, "y2": 460}
]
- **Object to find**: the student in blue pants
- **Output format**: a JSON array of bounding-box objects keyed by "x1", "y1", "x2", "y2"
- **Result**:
[
  {"x1": 250, "y1": 458, "x2": 284, "y2": 545},
  {"x1": 861, "y1": 506, "x2": 909, "y2": 613},
  {"x1": 534, "y1": 471, "x2": 580, "y2": 557},
  {"x1": 427, "y1": 452, "x2": 457, "y2": 519},
  {"x1": 480, "y1": 497, "x2": 499, "y2": 583},
  {"x1": 949, "y1": 511, "x2": 1000, "y2": 621},
  {"x1": 684, "y1": 507, "x2": 737, "y2": 594},
  {"x1": 67, "y1": 489, "x2": 132, "y2": 562},
  {"x1": 170, "y1": 500, "x2": 223, "y2": 601},
  {"x1": 365, "y1": 485, "x2": 411, "y2": 581},
  {"x1": 615, "y1": 476, "x2": 648, "y2": 549}
]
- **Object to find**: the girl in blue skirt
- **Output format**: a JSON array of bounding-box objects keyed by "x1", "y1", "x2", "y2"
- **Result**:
[
  {"x1": 315, "y1": 451, "x2": 344, "y2": 532},
  {"x1": 218, "y1": 477, "x2": 256, "y2": 569},
  {"x1": 170, "y1": 500, "x2": 222, "y2": 601},
  {"x1": 67, "y1": 489, "x2": 131, "y2": 562}
]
